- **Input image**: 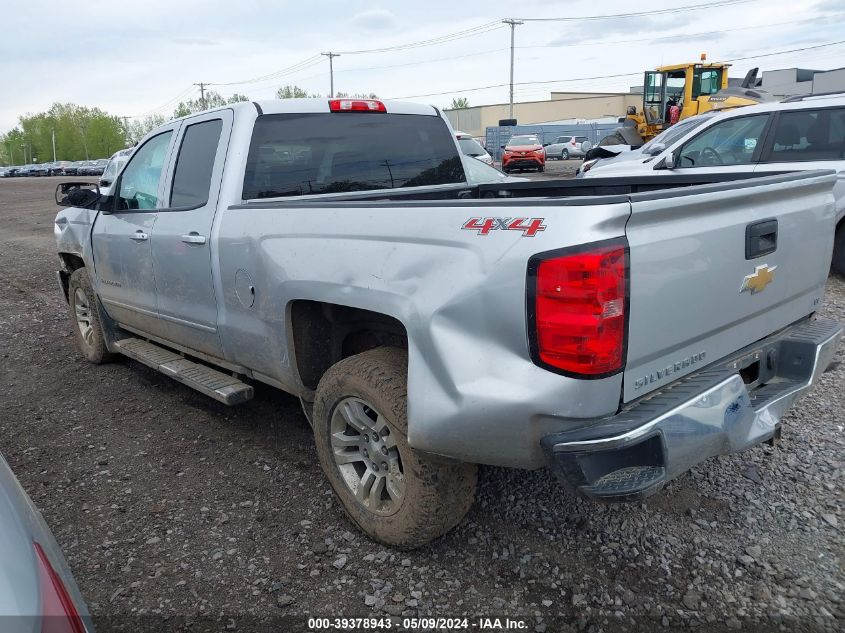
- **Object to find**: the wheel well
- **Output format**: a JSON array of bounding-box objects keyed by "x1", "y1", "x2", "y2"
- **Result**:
[
  {"x1": 59, "y1": 253, "x2": 85, "y2": 272},
  {"x1": 290, "y1": 301, "x2": 408, "y2": 391},
  {"x1": 57, "y1": 253, "x2": 86, "y2": 300}
]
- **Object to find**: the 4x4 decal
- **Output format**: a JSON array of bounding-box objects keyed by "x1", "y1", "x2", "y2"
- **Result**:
[{"x1": 462, "y1": 217, "x2": 547, "y2": 237}]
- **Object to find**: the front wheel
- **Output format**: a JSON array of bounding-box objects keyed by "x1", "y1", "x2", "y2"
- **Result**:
[
  {"x1": 561, "y1": 149, "x2": 569, "y2": 160},
  {"x1": 67, "y1": 268, "x2": 115, "y2": 364},
  {"x1": 537, "y1": 165, "x2": 545, "y2": 172},
  {"x1": 313, "y1": 347, "x2": 477, "y2": 548}
]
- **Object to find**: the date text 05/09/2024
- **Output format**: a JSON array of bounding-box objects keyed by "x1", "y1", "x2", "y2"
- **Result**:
[{"x1": 306, "y1": 617, "x2": 529, "y2": 630}]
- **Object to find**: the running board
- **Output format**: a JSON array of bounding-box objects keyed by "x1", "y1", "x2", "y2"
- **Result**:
[{"x1": 113, "y1": 338, "x2": 254, "y2": 405}]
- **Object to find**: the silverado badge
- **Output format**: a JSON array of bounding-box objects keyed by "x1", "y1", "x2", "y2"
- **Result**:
[{"x1": 740, "y1": 264, "x2": 777, "y2": 295}]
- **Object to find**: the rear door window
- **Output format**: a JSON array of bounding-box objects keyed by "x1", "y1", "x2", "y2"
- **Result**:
[
  {"x1": 242, "y1": 113, "x2": 465, "y2": 199},
  {"x1": 170, "y1": 119, "x2": 224, "y2": 207},
  {"x1": 762, "y1": 108, "x2": 845, "y2": 162}
]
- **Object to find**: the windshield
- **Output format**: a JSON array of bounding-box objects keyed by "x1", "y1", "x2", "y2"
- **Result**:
[
  {"x1": 507, "y1": 135, "x2": 540, "y2": 147},
  {"x1": 641, "y1": 114, "x2": 715, "y2": 154},
  {"x1": 243, "y1": 113, "x2": 465, "y2": 199},
  {"x1": 458, "y1": 137, "x2": 486, "y2": 157},
  {"x1": 461, "y1": 155, "x2": 508, "y2": 184}
]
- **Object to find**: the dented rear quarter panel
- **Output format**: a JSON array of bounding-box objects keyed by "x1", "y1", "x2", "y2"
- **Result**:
[{"x1": 215, "y1": 198, "x2": 631, "y2": 468}]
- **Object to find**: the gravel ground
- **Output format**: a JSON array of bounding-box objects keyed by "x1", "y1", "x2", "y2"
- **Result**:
[{"x1": 0, "y1": 177, "x2": 842, "y2": 633}]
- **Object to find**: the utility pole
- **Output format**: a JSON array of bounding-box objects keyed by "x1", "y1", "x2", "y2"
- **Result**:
[
  {"x1": 194, "y1": 82, "x2": 208, "y2": 109},
  {"x1": 51, "y1": 128, "x2": 57, "y2": 162},
  {"x1": 502, "y1": 19, "x2": 523, "y2": 120},
  {"x1": 321, "y1": 52, "x2": 340, "y2": 98}
]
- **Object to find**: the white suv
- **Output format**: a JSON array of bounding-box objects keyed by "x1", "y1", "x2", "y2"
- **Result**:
[{"x1": 583, "y1": 94, "x2": 845, "y2": 274}]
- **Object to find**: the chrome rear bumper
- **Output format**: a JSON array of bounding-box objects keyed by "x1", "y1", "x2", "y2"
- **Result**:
[{"x1": 542, "y1": 316, "x2": 842, "y2": 502}]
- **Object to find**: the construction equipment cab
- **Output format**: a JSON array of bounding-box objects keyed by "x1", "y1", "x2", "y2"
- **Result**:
[{"x1": 621, "y1": 59, "x2": 770, "y2": 146}]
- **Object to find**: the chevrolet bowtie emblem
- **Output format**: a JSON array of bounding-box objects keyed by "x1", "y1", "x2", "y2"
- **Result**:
[{"x1": 740, "y1": 264, "x2": 777, "y2": 295}]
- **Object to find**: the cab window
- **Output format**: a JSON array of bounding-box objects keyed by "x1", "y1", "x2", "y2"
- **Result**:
[
  {"x1": 677, "y1": 114, "x2": 769, "y2": 168},
  {"x1": 693, "y1": 68, "x2": 723, "y2": 99},
  {"x1": 763, "y1": 108, "x2": 845, "y2": 162},
  {"x1": 117, "y1": 132, "x2": 173, "y2": 210}
]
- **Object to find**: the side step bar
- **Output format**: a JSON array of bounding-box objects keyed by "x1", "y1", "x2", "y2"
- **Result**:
[{"x1": 113, "y1": 338, "x2": 254, "y2": 405}]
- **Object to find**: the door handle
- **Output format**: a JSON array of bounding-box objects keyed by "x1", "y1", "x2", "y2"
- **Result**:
[
  {"x1": 130, "y1": 231, "x2": 149, "y2": 241},
  {"x1": 181, "y1": 233, "x2": 207, "y2": 245},
  {"x1": 745, "y1": 219, "x2": 778, "y2": 259}
]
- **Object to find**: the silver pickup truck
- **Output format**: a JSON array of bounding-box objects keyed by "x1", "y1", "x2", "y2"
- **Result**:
[{"x1": 54, "y1": 98, "x2": 842, "y2": 548}]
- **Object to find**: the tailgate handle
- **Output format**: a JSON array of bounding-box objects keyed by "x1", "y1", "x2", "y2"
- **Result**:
[{"x1": 745, "y1": 219, "x2": 778, "y2": 259}]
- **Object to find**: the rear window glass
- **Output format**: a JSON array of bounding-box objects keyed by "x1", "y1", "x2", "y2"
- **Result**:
[
  {"x1": 458, "y1": 137, "x2": 486, "y2": 157},
  {"x1": 242, "y1": 113, "x2": 465, "y2": 199}
]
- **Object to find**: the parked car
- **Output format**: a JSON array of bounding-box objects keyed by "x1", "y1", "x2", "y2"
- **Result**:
[
  {"x1": 581, "y1": 93, "x2": 845, "y2": 274},
  {"x1": 99, "y1": 149, "x2": 134, "y2": 194},
  {"x1": 501, "y1": 134, "x2": 545, "y2": 172},
  {"x1": 3, "y1": 166, "x2": 21, "y2": 177},
  {"x1": 577, "y1": 113, "x2": 718, "y2": 177},
  {"x1": 455, "y1": 131, "x2": 494, "y2": 166},
  {"x1": 544, "y1": 134, "x2": 592, "y2": 160},
  {"x1": 0, "y1": 451, "x2": 94, "y2": 631},
  {"x1": 76, "y1": 161, "x2": 96, "y2": 176},
  {"x1": 87, "y1": 159, "x2": 109, "y2": 176},
  {"x1": 63, "y1": 161, "x2": 84, "y2": 176},
  {"x1": 54, "y1": 99, "x2": 841, "y2": 548},
  {"x1": 49, "y1": 161, "x2": 72, "y2": 176}
]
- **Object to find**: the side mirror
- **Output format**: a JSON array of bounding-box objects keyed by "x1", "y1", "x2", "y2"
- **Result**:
[
  {"x1": 99, "y1": 178, "x2": 111, "y2": 187},
  {"x1": 500, "y1": 145, "x2": 506, "y2": 149},
  {"x1": 660, "y1": 151, "x2": 677, "y2": 170},
  {"x1": 55, "y1": 182, "x2": 101, "y2": 208},
  {"x1": 542, "y1": 143, "x2": 549, "y2": 147}
]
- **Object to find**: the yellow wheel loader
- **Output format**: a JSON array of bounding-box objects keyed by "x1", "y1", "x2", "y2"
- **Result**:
[{"x1": 602, "y1": 60, "x2": 771, "y2": 148}]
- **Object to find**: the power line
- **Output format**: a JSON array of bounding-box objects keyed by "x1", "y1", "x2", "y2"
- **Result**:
[
  {"x1": 336, "y1": 21, "x2": 504, "y2": 55},
  {"x1": 208, "y1": 55, "x2": 324, "y2": 87},
  {"x1": 388, "y1": 39, "x2": 845, "y2": 100},
  {"x1": 517, "y1": 15, "x2": 841, "y2": 50},
  {"x1": 514, "y1": 0, "x2": 755, "y2": 22}
]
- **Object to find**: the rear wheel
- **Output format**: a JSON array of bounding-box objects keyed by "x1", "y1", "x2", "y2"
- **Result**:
[
  {"x1": 67, "y1": 268, "x2": 115, "y2": 364},
  {"x1": 313, "y1": 347, "x2": 477, "y2": 548},
  {"x1": 538, "y1": 165, "x2": 545, "y2": 172},
  {"x1": 561, "y1": 149, "x2": 569, "y2": 160},
  {"x1": 833, "y1": 223, "x2": 845, "y2": 276}
]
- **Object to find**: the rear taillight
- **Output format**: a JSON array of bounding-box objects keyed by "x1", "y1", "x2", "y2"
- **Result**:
[
  {"x1": 34, "y1": 542, "x2": 86, "y2": 633},
  {"x1": 328, "y1": 99, "x2": 386, "y2": 113},
  {"x1": 528, "y1": 240, "x2": 628, "y2": 377}
]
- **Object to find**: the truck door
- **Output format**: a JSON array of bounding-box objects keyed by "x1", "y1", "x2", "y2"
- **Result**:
[
  {"x1": 148, "y1": 110, "x2": 232, "y2": 358},
  {"x1": 91, "y1": 126, "x2": 179, "y2": 333}
]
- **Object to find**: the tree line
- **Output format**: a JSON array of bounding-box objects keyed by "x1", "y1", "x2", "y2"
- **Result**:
[{"x1": 0, "y1": 85, "x2": 385, "y2": 166}]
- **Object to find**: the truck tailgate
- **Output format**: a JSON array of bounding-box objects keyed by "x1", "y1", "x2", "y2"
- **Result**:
[{"x1": 622, "y1": 171, "x2": 837, "y2": 403}]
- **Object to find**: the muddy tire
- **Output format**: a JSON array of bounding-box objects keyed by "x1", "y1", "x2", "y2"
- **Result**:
[
  {"x1": 67, "y1": 268, "x2": 115, "y2": 364},
  {"x1": 833, "y1": 223, "x2": 845, "y2": 277},
  {"x1": 313, "y1": 347, "x2": 477, "y2": 548}
]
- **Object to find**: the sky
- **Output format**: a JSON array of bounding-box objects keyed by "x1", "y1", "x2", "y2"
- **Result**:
[{"x1": 2, "y1": 0, "x2": 845, "y2": 133}]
